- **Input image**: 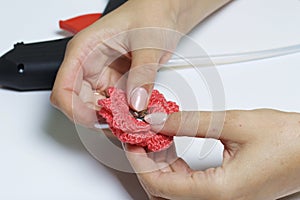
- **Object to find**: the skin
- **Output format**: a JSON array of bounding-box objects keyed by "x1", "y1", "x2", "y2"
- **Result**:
[
  {"x1": 50, "y1": 0, "x2": 300, "y2": 199},
  {"x1": 126, "y1": 110, "x2": 300, "y2": 200},
  {"x1": 50, "y1": 0, "x2": 231, "y2": 128}
]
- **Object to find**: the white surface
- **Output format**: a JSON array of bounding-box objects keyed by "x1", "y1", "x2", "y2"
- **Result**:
[
  {"x1": 1, "y1": 0, "x2": 300, "y2": 199},
  {"x1": 189, "y1": 0, "x2": 300, "y2": 54}
]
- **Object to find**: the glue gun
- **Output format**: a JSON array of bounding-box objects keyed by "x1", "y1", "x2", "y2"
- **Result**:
[{"x1": 0, "y1": 0, "x2": 127, "y2": 91}]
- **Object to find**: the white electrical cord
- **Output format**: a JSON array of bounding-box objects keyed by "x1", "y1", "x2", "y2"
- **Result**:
[{"x1": 165, "y1": 43, "x2": 300, "y2": 68}]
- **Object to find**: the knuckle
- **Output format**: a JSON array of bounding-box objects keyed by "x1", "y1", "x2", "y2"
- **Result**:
[
  {"x1": 66, "y1": 37, "x2": 77, "y2": 51},
  {"x1": 225, "y1": 110, "x2": 242, "y2": 125},
  {"x1": 224, "y1": 110, "x2": 249, "y2": 133},
  {"x1": 50, "y1": 89, "x2": 65, "y2": 113},
  {"x1": 49, "y1": 91, "x2": 59, "y2": 107}
]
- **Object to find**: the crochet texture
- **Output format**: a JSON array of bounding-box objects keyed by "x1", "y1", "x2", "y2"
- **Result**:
[{"x1": 98, "y1": 87, "x2": 179, "y2": 152}]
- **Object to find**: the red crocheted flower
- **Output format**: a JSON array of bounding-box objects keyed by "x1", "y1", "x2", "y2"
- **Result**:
[{"x1": 98, "y1": 87, "x2": 179, "y2": 152}]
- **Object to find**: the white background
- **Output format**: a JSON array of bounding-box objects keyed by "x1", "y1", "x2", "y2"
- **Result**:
[{"x1": 1, "y1": 0, "x2": 300, "y2": 199}]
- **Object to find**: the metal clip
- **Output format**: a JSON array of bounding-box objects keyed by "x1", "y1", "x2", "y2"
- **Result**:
[{"x1": 129, "y1": 109, "x2": 148, "y2": 121}]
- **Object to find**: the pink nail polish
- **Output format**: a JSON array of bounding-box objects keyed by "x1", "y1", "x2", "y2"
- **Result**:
[{"x1": 130, "y1": 87, "x2": 148, "y2": 112}]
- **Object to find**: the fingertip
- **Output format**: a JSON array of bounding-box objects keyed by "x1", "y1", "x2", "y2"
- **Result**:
[
  {"x1": 128, "y1": 87, "x2": 149, "y2": 112},
  {"x1": 144, "y1": 112, "x2": 168, "y2": 125},
  {"x1": 144, "y1": 112, "x2": 169, "y2": 133}
]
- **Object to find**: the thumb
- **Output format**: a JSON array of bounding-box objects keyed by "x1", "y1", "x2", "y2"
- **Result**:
[{"x1": 127, "y1": 49, "x2": 163, "y2": 112}]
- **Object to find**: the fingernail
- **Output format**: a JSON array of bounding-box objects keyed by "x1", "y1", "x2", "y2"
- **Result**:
[
  {"x1": 130, "y1": 87, "x2": 148, "y2": 112},
  {"x1": 94, "y1": 123, "x2": 110, "y2": 129},
  {"x1": 144, "y1": 112, "x2": 168, "y2": 125}
]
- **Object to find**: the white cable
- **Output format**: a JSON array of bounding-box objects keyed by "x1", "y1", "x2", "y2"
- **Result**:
[{"x1": 165, "y1": 43, "x2": 300, "y2": 68}]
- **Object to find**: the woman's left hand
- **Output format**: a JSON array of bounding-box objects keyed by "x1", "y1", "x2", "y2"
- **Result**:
[{"x1": 126, "y1": 109, "x2": 300, "y2": 200}]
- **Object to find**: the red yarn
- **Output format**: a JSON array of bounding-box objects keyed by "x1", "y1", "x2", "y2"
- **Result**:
[{"x1": 98, "y1": 87, "x2": 179, "y2": 152}]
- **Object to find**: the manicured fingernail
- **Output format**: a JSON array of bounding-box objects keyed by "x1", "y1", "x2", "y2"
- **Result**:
[
  {"x1": 144, "y1": 112, "x2": 168, "y2": 125},
  {"x1": 130, "y1": 87, "x2": 148, "y2": 112}
]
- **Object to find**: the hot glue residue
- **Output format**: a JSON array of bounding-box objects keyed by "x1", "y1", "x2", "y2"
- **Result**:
[{"x1": 98, "y1": 87, "x2": 179, "y2": 152}]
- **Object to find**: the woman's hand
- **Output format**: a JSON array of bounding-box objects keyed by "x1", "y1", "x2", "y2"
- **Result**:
[
  {"x1": 50, "y1": 0, "x2": 231, "y2": 128},
  {"x1": 126, "y1": 109, "x2": 300, "y2": 200}
]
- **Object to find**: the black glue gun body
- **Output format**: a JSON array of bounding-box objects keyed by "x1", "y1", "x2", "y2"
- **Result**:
[
  {"x1": 0, "y1": 38, "x2": 71, "y2": 91},
  {"x1": 0, "y1": 0, "x2": 127, "y2": 91}
]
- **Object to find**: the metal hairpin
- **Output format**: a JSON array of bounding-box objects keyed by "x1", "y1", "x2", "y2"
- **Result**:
[{"x1": 129, "y1": 109, "x2": 148, "y2": 121}]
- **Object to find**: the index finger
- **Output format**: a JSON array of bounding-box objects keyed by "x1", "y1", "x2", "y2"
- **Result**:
[{"x1": 147, "y1": 110, "x2": 268, "y2": 143}]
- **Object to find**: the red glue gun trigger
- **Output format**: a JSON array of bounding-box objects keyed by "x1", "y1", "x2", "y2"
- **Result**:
[{"x1": 59, "y1": 13, "x2": 102, "y2": 34}]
